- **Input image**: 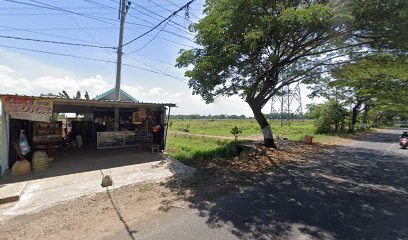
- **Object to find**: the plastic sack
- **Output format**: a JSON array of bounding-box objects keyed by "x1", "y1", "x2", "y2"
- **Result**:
[
  {"x1": 76, "y1": 135, "x2": 83, "y2": 148},
  {"x1": 19, "y1": 130, "x2": 31, "y2": 156}
]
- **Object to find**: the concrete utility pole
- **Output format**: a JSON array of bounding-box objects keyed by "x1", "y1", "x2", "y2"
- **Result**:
[{"x1": 114, "y1": 0, "x2": 131, "y2": 131}]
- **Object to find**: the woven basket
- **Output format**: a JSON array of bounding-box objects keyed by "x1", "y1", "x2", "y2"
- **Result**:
[
  {"x1": 32, "y1": 151, "x2": 50, "y2": 171},
  {"x1": 12, "y1": 160, "x2": 32, "y2": 176}
]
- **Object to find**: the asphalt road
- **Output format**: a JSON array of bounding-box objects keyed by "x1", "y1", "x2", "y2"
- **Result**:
[{"x1": 110, "y1": 129, "x2": 408, "y2": 240}]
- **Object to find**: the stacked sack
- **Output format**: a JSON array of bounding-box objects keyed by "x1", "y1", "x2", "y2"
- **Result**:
[
  {"x1": 12, "y1": 160, "x2": 32, "y2": 175},
  {"x1": 32, "y1": 151, "x2": 50, "y2": 171}
]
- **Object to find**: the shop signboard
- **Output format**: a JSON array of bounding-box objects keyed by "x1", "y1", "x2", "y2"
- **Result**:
[{"x1": 1, "y1": 96, "x2": 53, "y2": 122}]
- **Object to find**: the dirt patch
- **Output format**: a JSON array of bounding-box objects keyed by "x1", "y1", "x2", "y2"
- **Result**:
[
  {"x1": 0, "y1": 183, "x2": 186, "y2": 240},
  {"x1": 164, "y1": 140, "x2": 329, "y2": 202},
  {"x1": 315, "y1": 136, "x2": 352, "y2": 146}
]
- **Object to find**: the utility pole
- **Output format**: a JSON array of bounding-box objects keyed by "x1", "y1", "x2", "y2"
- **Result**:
[{"x1": 114, "y1": 0, "x2": 131, "y2": 131}]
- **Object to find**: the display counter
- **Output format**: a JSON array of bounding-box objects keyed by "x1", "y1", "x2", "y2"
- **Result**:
[{"x1": 96, "y1": 130, "x2": 152, "y2": 149}]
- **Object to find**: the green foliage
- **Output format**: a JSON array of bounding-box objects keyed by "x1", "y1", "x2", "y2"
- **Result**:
[
  {"x1": 332, "y1": 54, "x2": 408, "y2": 123},
  {"x1": 75, "y1": 91, "x2": 81, "y2": 99},
  {"x1": 230, "y1": 125, "x2": 243, "y2": 142},
  {"x1": 313, "y1": 100, "x2": 348, "y2": 134},
  {"x1": 177, "y1": 0, "x2": 350, "y2": 104},
  {"x1": 179, "y1": 123, "x2": 191, "y2": 132},
  {"x1": 176, "y1": 0, "x2": 353, "y2": 147},
  {"x1": 350, "y1": 0, "x2": 408, "y2": 51},
  {"x1": 307, "y1": 54, "x2": 408, "y2": 128},
  {"x1": 59, "y1": 90, "x2": 70, "y2": 99}
]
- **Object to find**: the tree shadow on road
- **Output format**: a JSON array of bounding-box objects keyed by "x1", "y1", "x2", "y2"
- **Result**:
[
  {"x1": 337, "y1": 130, "x2": 402, "y2": 144},
  {"x1": 163, "y1": 144, "x2": 408, "y2": 239}
]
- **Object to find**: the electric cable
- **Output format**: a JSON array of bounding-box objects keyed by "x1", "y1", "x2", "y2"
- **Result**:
[
  {"x1": 123, "y1": 0, "x2": 196, "y2": 46},
  {"x1": 0, "y1": 35, "x2": 116, "y2": 49}
]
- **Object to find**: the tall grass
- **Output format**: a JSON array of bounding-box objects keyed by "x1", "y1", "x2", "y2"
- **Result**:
[
  {"x1": 170, "y1": 119, "x2": 318, "y2": 141},
  {"x1": 166, "y1": 134, "x2": 237, "y2": 162}
]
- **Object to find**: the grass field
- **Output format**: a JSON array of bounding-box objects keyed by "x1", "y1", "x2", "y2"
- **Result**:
[
  {"x1": 169, "y1": 119, "x2": 318, "y2": 141},
  {"x1": 165, "y1": 119, "x2": 322, "y2": 162},
  {"x1": 166, "y1": 134, "x2": 237, "y2": 162}
]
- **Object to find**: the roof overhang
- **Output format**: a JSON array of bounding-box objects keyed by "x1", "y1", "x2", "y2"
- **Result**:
[{"x1": 0, "y1": 94, "x2": 176, "y2": 114}]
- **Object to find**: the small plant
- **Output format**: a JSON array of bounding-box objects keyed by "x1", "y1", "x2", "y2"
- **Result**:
[
  {"x1": 230, "y1": 125, "x2": 243, "y2": 143},
  {"x1": 179, "y1": 123, "x2": 191, "y2": 132}
]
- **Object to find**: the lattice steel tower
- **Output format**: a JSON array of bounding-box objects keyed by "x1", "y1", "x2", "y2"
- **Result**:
[{"x1": 270, "y1": 82, "x2": 304, "y2": 126}]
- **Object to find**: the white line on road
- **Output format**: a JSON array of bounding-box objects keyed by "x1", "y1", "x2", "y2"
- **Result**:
[{"x1": 386, "y1": 143, "x2": 395, "y2": 152}]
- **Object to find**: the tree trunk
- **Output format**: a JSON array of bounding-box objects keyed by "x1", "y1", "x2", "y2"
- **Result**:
[
  {"x1": 362, "y1": 104, "x2": 369, "y2": 131},
  {"x1": 250, "y1": 105, "x2": 277, "y2": 148},
  {"x1": 350, "y1": 100, "x2": 363, "y2": 132}
]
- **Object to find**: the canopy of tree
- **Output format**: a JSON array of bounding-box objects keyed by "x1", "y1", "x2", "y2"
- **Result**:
[{"x1": 177, "y1": 0, "x2": 407, "y2": 146}]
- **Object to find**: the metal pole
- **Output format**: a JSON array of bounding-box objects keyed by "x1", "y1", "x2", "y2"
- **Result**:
[
  {"x1": 114, "y1": 0, "x2": 129, "y2": 131},
  {"x1": 280, "y1": 94, "x2": 283, "y2": 127},
  {"x1": 1, "y1": 101, "x2": 10, "y2": 175},
  {"x1": 287, "y1": 86, "x2": 290, "y2": 125},
  {"x1": 163, "y1": 107, "x2": 171, "y2": 151}
]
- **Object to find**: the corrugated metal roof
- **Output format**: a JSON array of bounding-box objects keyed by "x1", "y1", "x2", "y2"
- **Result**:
[{"x1": 0, "y1": 94, "x2": 177, "y2": 107}]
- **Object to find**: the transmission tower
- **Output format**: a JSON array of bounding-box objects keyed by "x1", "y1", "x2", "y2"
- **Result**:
[{"x1": 270, "y1": 82, "x2": 304, "y2": 126}]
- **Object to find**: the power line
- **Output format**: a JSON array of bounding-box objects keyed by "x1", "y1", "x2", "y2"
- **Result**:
[
  {"x1": 4, "y1": 0, "x2": 117, "y2": 26},
  {"x1": 0, "y1": 12, "x2": 115, "y2": 16},
  {"x1": 0, "y1": 44, "x2": 179, "y2": 79},
  {"x1": 125, "y1": 55, "x2": 188, "y2": 83},
  {"x1": 0, "y1": 6, "x2": 111, "y2": 10},
  {"x1": 5, "y1": 0, "x2": 196, "y2": 44},
  {"x1": 0, "y1": 44, "x2": 247, "y2": 107},
  {"x1": 58, "y1": 0, "x2": 118, "y2": 61},
  {"x1": 144, "y1": 0, "x2": 195, "y2": 24},
  {"x1": 127, "y1": 20, "x2": 171, "y2": 54},
  {"x1": 123, "y1": 0, "x2": 196, "y2": 46},
  {"x1": 136, "y1": 4, "x2": 193, "y2": 34},
  {"x1": 0, "y1": 27, "x2": 196, "y2": 48},
  {"x1": 81, "y1": 0, "x2": 116, "y2": 10},
  {"x1": 130, "y1": 8, "x2": 194, "y2": 37},
  {"x1": 0, "y1": 25, "x2": 106, "y2": 45},
  {"x1": 126, "y1": 12, "x2": 195, "y2": 40},
  {"x1": 163, "y1": 0, "x2": 200, "y2": 20},
  {"x1": 0, "y1": 35, "x2": 115, "y2": 49}
]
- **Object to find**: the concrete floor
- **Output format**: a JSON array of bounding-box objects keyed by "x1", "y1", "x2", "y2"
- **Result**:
[
  {"x1": 2, "y1": 146, "x2": 163, "y2": 184},
  {"x1": 0, "y1": 146, "x2": 195, "y2": 219}
]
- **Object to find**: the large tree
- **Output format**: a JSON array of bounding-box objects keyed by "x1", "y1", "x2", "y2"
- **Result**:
[
  {"x1": 350, "y1": 0, "x2": 408, "y2": 52},
  {"x1": 332, "y1": 55, "x2": 408, "y2": 129},
  {"x1": 176, "y1": 0, "x2": 353, "y2": 148}
]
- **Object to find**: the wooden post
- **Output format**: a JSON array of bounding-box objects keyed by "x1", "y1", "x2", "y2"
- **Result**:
[{"x1": 1, "y1": 101, "x2": 10, "y2": 175}]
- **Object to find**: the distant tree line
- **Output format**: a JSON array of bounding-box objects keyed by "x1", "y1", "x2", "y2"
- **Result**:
[
  {"x1": 171, "y1": 114, "x2": 248, "y2": 120},
  {"x1": 171, "y1": 113, "x2": 314, "y2": 120}
]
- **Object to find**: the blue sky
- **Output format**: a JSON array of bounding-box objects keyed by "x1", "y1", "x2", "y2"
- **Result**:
[{"x1": 0, "y1": 0, "x2": 318, "y2": 116}]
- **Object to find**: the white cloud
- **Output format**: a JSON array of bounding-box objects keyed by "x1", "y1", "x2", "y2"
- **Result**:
[
  {"x1": 0, "y1": 71, "x2": 109, "y2": 99},
  {"x1": 0, "y1": 63, "x2": 319, "y2": 117},
  {"x1": 0, "y1": 65, "x2": 15, "y2": 74}
]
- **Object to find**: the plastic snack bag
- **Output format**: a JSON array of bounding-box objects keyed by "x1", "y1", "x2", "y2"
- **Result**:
[{"x1": 19, "y1": 130, "x2": 31, "y2": 156}]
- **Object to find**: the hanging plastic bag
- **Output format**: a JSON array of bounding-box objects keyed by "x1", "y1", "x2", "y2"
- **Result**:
[{"x1": 19, "y1": 130, "x2": 31, "y2": 156}]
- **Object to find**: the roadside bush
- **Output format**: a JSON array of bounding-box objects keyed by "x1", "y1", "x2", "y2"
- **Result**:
[{"x1": 313, "y1": 100, "x2": 348, "y2": 134}]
